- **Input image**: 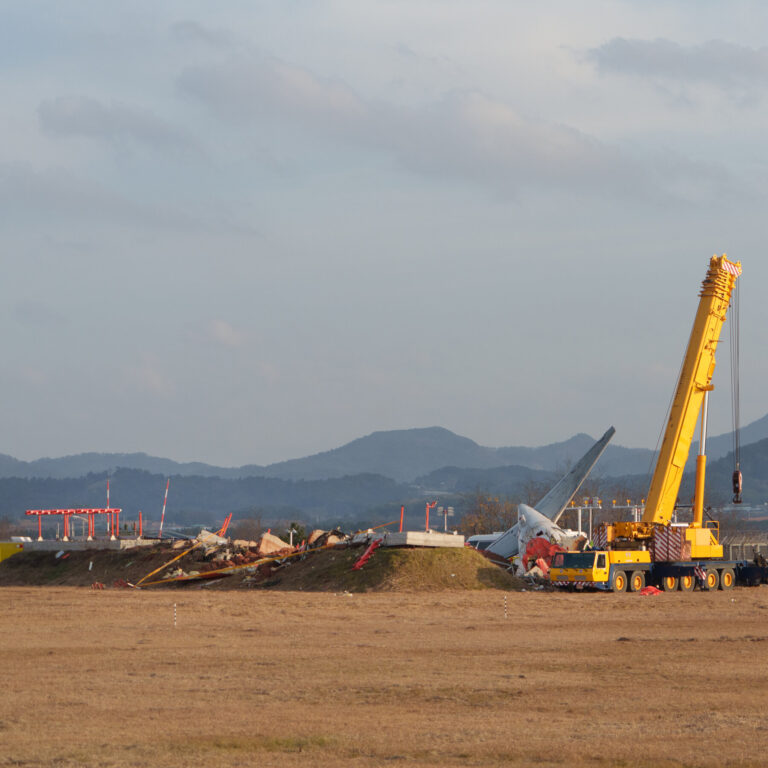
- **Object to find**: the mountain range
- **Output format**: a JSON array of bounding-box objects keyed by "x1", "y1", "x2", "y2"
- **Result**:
[
  {"x1": 2, "y1": 416, "x2": 767, "y2": 527},
  {"x1": 1, "y1": 414, "x2": 765, "y2": 483}
]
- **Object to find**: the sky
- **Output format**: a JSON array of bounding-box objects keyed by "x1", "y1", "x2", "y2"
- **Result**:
[{"x1": 2, "y1": 1, "x2": 768, "y2": 466}]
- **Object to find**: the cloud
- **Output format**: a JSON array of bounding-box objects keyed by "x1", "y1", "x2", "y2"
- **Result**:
[
  {"x1": 38, "y1": 96, "x2": 190, "y2": 149},
  {"x1": 587, "y1": 38, "x2": 768, "y2": 90},
  {"x1": 124, "y1": 358, "x2": 175, "y2": 398},
  {"x1": 385, "y1": 90, "x2": 634, "y2": 193},
  {"x1": 170, "y1": 20, "x2": 235, "y2": 49},
  {"x1": 178, "y1": 55, "x2": 367, "y2": 130},
  {"x1": 177, "y1": 54, "x2": 654, "y2": 198},
  {"x1": 209, "y1": 319, "x2": 244, "y2": 347}
]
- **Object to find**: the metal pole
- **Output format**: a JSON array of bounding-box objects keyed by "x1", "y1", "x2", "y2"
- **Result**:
[
  {"x1": 693, "y1": 390, "x2": 710, "y2": 528},
  {"x1": 159, "y1": 479, "x2": 170, "y2": 539}
]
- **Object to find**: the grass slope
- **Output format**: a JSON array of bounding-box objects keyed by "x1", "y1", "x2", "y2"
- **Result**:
[{"x1": 253, "y1": 546, "x2": 525, "y2": 592}]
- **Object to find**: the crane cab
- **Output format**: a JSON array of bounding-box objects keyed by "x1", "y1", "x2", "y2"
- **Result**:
[{"x1": 550, "y1": 550, "x2": 652, "y2": 591}]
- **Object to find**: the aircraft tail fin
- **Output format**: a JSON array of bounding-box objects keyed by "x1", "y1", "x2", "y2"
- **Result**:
[
  {"x1": 485, "y1": 426, "x2": 615, "y2": 559},
  {"x1": 536, "y1": 426, "x2": 615, "y2": 523}
]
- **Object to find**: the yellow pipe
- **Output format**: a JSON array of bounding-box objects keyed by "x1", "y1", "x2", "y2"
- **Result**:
[
  {"x1": 136, "y1": 521, "x2": 236, "y2": 586},
  {"x1": 135, "y1": 541, "x2": 202, "y2": 586},
  {"x1": 140, "y1": 542, "x2": 321, "y2": 587}
]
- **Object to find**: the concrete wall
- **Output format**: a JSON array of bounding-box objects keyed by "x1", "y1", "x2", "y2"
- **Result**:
[{"x1": 15, "y1": 538, "x2": 160, "y2": 552}]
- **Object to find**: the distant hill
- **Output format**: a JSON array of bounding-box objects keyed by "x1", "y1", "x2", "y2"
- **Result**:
[
  {"x1": 0, "y1": 469, "x2": 417, "y2": 527},
  {"x1": 0, "y1": 428, "x2": 602, "y2": 482},
  {"x1": 1, "y1": 413, "x2": 767, "y2": 486},
  {"x1": 692, "y1": 436, "x2": 768, "y2": 506},
  {"x1": 259, "y1": 415, "x2": 768, "y2": 481},
  {"x1": 260, "y1": 427, "x2": 486, "y2": 482},
  {"x1": 0, "y1": 451, "x2": 263, "y2": 481},
  {"x1": 569, "y1": 437, "x2": 768, "y2": 510},
  {"x1": 415, "y1": 464, "x2": 558, "y2": 497},
  {"x1": 4, "y1": 436, "x2": 768, "y2": 532},
  {"x1": 687, "y1": 412, "x2": 768, "y2": 467},
  {"x1": 263, "y1": 429, "x2": 655, "y2": 481}
]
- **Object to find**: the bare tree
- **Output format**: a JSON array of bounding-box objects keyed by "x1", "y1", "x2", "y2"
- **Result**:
[
  {"x1": 229, "y1": 514, "x2": 263, "y2": 541},
  {"x1": 522, "y1": 478, "x2": 551, "y2": 507},
  {"x1": 458, "y1": 492, "x2": 518, "y2": 535}
]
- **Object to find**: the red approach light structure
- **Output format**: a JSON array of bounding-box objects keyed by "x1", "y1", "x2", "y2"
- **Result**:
[{"x1": 25, "y1": 508, "x2": 122, "y2": 542}]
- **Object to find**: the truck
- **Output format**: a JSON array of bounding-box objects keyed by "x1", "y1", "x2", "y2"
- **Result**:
[{"x1": 550, "y1": 254, "x2": 768, "y2": 592}]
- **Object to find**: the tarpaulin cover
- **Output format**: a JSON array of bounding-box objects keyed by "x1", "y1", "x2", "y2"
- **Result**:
[{"x1": 523, "y1": 537, "x2": 565, "y2": 570}]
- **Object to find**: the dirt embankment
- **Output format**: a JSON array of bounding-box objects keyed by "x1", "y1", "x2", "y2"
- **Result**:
[
  {"x1": 0, "y1": 545, "x2": 181, "y2": 587},
  {"x1": 251, "y1": 546, "x2": 524, "y2": 592},
  {"x1": 0, "y1": 544, "x2": 525, "y2": 592}
]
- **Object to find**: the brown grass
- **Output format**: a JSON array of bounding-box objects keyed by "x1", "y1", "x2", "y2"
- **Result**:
[
  {"x1": 249, "y1": 545, "x2": 525, "y2": 591},
  {"x1": 2, "y1": 586, "x2": 768, "y2": 767}
]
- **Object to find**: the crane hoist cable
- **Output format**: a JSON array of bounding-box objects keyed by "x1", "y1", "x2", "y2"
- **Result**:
[{"x1": 730, "y1": 277, "x2": 742, "y2": 503}]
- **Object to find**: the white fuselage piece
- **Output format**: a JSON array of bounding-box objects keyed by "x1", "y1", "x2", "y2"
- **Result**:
[
  {"x1": 485, "y1": 426, "x2": 614, "y2": 561},
  {"x1": 516, "y1": 503, "x2": 585, "y2": 555}
]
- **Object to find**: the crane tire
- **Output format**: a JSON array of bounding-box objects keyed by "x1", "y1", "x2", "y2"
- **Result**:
[
  {"x1": 610, "y1": 570, "x2": 628, "y2": 593},
  {"x1": 679, "y1": 573, "x2": 695, "y2": 592},
  {"x1": 661, "y1": 575, "x2": 679, "y2": 592},
  {"x1": 719, "y1": 567, "x2": 735, "y2": 591},
  {"x1": 704, "y1": 568, "x2": 719, "y2": 591},
  {"x1": 628, "y1": 570, "x2": 646, "y2": 593}
]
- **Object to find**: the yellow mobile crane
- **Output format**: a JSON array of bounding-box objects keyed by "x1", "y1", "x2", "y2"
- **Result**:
[{"x1": 550, "y1": 255, "x2": 762, "y2": 592}]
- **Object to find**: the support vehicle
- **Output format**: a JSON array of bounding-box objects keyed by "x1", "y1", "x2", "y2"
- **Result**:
[{"x1": 550, "y1": 254, "x2": 767, "y2": 592}]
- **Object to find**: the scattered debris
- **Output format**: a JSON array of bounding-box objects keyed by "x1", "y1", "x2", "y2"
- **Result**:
[
  {"x1": 352, "y1": 538, "x2": 382, "y2": 571},
  {"x1": 1, "y1": 522, "x2": 525, "y2": 592},
  {"x1": 255, "y1": 532, "x2": 290, "y2": 556}
]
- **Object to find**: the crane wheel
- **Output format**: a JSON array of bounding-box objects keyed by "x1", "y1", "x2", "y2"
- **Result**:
[
  {"x1": 679, "y1": 573, "x2": 695, "y2": 592},
  {"x1": 610, "y1": 570, "x2": 627, "y2": 593},
  {"x1": 719, "y1": 567, "x2": 735, "y2": 591},
  {"x1": 628, "y1": 570, "x2": 646, "y2": 593},
  {"x1": 661, "y1": 575, "x2": 679, "y2": 592},
  {"x1": 704, "y1": 568, "x2": 719, "y2": 591}
]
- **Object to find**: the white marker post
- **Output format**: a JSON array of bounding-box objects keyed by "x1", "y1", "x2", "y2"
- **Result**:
[{"x1": 158, "y1": 479, "x2": 170, "y2": 539}]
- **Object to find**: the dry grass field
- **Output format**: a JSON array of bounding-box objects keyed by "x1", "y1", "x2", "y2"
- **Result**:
[{"x1": 2, "y1": 586, "x2": 768, "y2": 767}]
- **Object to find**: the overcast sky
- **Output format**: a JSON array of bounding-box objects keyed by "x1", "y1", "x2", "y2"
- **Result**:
[{"x1": 2, "y1": 1, "x2": 767, "y2": 465}]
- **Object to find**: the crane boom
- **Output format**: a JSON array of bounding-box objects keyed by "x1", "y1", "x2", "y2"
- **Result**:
[{"x1": 642, "y1": 255, "x2": 741, "y2": 526}]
